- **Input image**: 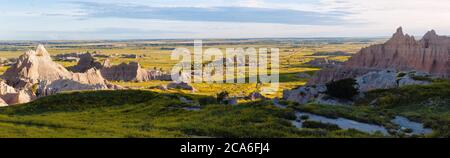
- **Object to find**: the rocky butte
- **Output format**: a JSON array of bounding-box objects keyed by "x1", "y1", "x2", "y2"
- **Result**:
[
  {"x1": 0, "y1": 45, "x2": 121, "y2": 106},
  {"x1": 285, "y1": 27, "x2": 449, "y2": 105},
  {"x1": 68, "y1": 53, "x2": 171, "y2": 82},
  {"x1": 308, "y1": 27, "x2": 450, "y2": 85},
  {"x1": 100, "y1": 60, "x2": 171, "y2": 82}
]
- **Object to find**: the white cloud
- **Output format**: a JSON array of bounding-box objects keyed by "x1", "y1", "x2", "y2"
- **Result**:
[{"x1": 1, "y1": 0, "x2": 450, "y2": 40}]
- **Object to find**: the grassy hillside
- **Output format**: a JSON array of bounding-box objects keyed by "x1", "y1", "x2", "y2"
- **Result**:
[
  {"x1": 1, "y1": 41, "x2": 447, "y2": 138},
  {"x1": 0, "y1": 90, "x2": 374, "y2": 138},
  {"x1": 0, "y1": 81, "x2": 448, "y2": 138},
  {"x1": 293, "y1": 81, "x2": 450, "y2": 138}
]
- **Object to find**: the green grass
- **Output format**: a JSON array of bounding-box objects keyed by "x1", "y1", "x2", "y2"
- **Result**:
[
  {"x1": 302, "y1": 121, "x2": 341, "y2": 131},
  {"x1": 0, "y1": 90, "x2": 377, "y2": 138},
  {"x1": 291, "y1": 81, "x2": 450, "y2": 138},
  {"x1": 2, "y1": 40, "x2": 448, "y2": 138}
]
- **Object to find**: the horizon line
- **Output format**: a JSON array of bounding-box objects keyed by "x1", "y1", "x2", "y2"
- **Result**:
[{"x1": 0, "y1": 36, "x2": 391, "y2": 42}]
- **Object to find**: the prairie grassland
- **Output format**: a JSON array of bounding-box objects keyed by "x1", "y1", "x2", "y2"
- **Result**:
[
  {"x1": 292, "y1": 81, "x2": 450, "y2": 137},
  {"x1": 0, "y1": 90, "x2": 377, "y2": 138},
  {"x1": 2, "y1": 40, "x2": 449, "y2": 138},
  {"x1": 0, "y1": 41, "x2": 369, "y2": 98}
]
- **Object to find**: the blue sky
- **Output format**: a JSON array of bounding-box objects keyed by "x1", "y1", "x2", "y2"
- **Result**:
[{"x1": 1, "y1": 0, "x2": 450, "y2": 40}]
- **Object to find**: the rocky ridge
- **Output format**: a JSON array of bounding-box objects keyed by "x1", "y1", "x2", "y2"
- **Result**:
[
  {"x1": 100, "y1": 60, "x2": 171, "y2": 82},
  {"x1": 284, "y1": 70, "x2": 432, "y2": 105},
  {"x1": 308, "y1": 27, "x2": 450, "y2": 85},
  {"x1": 0, "y1": 45, "x2": 121, "y2": 106},
  {"x1": 69, "y1": 55, "x2": 171, "y2": 82}
]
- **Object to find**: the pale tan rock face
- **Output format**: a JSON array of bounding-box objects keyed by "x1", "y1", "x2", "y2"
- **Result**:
[
  {"x1": 0, "y1": 81, "x2": 19, "y2": 105},
  {"x1": 100, "y1": 62, "x2": 170, "y2": 82},
  {"x1": 0, "y1": 81, "x2": 17, "y2": 95},
  {"x1": 71, "y1": 68, "x2": 109, "y2": 85},
  {"x1": 35, "y1": 68, "x2": 116, "y2": 96},
  {"x1": 0, "y1": 98, "x2": 7, "y2": 107},
  {"x1": 1, "y1": 45, "x2": 72, "y2": 88},
  {"x1": 0, "y1": 80, "x2": 35, "y2": 105},
  {"x1": 309, "y1": 27, "x2": 450, "y2": 85},
  {"x1": 10, "y1": 90, "x2": 36, "y2": 105},
  {"x1": 0, "y1": 45, "x2": 121, "y2": 104},
  {"x1": 68, "y1": 53, "x2": 102, "y2": 73},
  {"x1": 37, "y1": 79, "x2": 110, "y2": 96},
  {"x1": 38, "y1": 68, "x2": 122, "y2": 96},
  {"x1": 345, "y1": 27, "x2": 450, "y2": 78},
  {"x1": 69, "y1": 55, "x2": 171, "y2": 82}
]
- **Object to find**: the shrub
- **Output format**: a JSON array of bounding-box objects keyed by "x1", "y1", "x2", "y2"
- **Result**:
[
  {"x1": 403, "y1": 128, "x2": 413, "y2": 133},
  {"x1": 325, "y1": 78, "x2": 359, "y2": 100},
  {"x1": 216, "y1": 91, "x2": 230, "y2": 102},
  {"x1": 300, "y1": 115, "x2": 309, "y2": 120},
  {"x1": 410, "y1": 75, "x2": 433, "y2": 82},
  {"x1": 31, "y1": 83, "x2": 39, "y2": 95},
  {"x1": 397, "y1": 72, "x2": 406, "y2": 78},
  {"x1": 302, "y1": 121, "x2": 341, "y2": 131}
]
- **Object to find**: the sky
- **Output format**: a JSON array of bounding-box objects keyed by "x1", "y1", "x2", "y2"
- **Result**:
[{"x1": 1, "y1": 0, "x2": 450, "y2": 40}]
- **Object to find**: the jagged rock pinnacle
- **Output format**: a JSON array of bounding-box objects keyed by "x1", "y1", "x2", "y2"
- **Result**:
[
  {"x1": 308, "y1": 27, "x2": 450, "y2": 84},
  {"x1": 423, "y1": 29, "x2": 438, "y2": 39},
  {"x1": 35, "y1": 44, "x2": 50, "y2": 57},
  {"x1": 395, "y1": 27, "x2": 404, "y2": 36}
]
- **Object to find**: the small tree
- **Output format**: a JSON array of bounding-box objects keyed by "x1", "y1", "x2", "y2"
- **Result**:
[
  {"x1": 216, "y1": 91, "x2": 230, "y2": 103},
  {"x1": 325, "y1": 78, "x2": 359, "y2": 100}
]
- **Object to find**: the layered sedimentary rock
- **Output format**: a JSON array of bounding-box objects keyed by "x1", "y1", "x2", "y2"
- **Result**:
[
  {"x1": 284, "y1": 71, "x2": 431, "y2": 105},
  {"x1": 308, "y1": 27, "x2": 450, "y2": 85},
  {"x1": 283, "y1": 84, "x2": 327, "y2": 105},
  {"x1": 68, "y1": 53, "x2": 102, "y2": 73},
  {"x1": 0, "y1": 45, "x2": 120, "y2": 105},
  {"x1": 68, "y1": 54, "x2": 171, "y2": 82},
  {"x1": 0, "y1": 98, "x2": 7, "y2": 107},
  {"x1": 355, "y1": 70, "x2": 431, "y2": 92},
  {"x1": 100, "y1": 60, "x2": 171, "y2": 82},
  {"x1": 1, "y1": 45, "x2": 113, "y2": 88},
  {"x1": 1, "y1": 45, "x2": 72, "y2": 89},
  {"x1": 37, "y1": 68, "x2": 121, "y2": 96},
  {"x1": 307, "y1": 67, "x2": 377, "y2": 85},
  {"x1": 346, "y1": 27, "x2": 449, "y2": 77},
  {"x1": 10, "y1": 90, "x2": 35, "y2": 105},
  {"x1": 305, "y1": 58, "x2": 343, "y2": 68},
  {"x1": 37, "y1": 79, "x2": 109, "y2": 96},
  {"x1": 0, "y1": 80, "x2": 36, "y2": 105},
  {"x1": 71, "y1": 68, "x2": 110, "y2": 85}
]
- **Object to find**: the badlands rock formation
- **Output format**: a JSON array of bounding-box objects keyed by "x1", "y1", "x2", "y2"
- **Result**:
[
  {"x1": 2, "y1": 45, "x2": 73, "y2": 89},
  {"x1": 0, "y1": 80, "x2": 36, "y2": 105},
  {"x1": 0, "y1": 45, "x2": 120, "y2": 106},
  {"x1": 100, "y1": 60, "x2": 171, "y2": 82},
  {"x1": 38, "y1": 68, "x2": 122, "y2": 96},
  {"x1": 305, "y1": 58, "x2": 343, "y2": 68},
  {"x1": 167, "y1": 82, "x2": 196, "y2": 91},
  {"x1": 346, "y1": 27, "x2": 449, "y2": 77},
  {"x1": 68, "y1": 53, "x2": 102, "y2": 72},
  {"x1": 68, "y1": 54, "x2": 171, "y2": 82},
  {"x1": 308, "y1": 27, "x2": 450, "y2": 85},
  {"x1": 284, "y1": 70, "x2": 431, "y2": 105},
  {"x1": 307, "y1": 68, "x2": 376, "y2": 85},
  {"x1": 355, "y1": 70, "x2": 431, "y2": 92}
]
